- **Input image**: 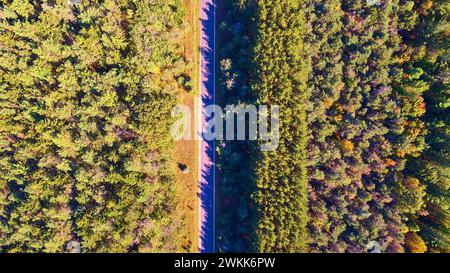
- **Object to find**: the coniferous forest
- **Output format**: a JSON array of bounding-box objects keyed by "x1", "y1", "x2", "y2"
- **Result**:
[
  {"x1": 0, "y1": 0, "x2": 191, "y2": 252},
  {"x1": 217, "y1": 0, "x2": 448, "y2": 253},
  {"x1": 0, "y1": 0, "x2": 448, "y2": 253}
]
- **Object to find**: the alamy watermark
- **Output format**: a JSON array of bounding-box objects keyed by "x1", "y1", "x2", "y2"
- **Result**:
[{"x1": 171, "y1": 99, "x2": 279, "y2": 151}]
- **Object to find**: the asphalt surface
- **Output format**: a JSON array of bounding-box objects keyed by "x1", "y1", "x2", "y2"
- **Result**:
[{"x1": 199, "y1": 0, "x2": 215, "y2": 253}]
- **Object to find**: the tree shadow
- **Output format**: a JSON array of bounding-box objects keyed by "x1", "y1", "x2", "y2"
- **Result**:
[
  {"x1": 215, "y1": 0, "x2": 259, "y2": 253},
  {"x1": 198, "y1": 0, "x2": 216, "y2": 253}
]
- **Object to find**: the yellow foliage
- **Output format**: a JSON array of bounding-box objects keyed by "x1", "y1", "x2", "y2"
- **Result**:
[
  {"x1": 421, "y1": 0, "x2": 433, "y2": 11},
  {"x1": 416, "y1": 45, "x2": 427, "y2": 59},
  {"x1": 404, "y1": 176, "x2": 420, "y2": 189},
  {"x1": 395, "y1": 45, "x2": 413, "y2": 64},
  {"x1": 405, "y1": 232, "x2": 428, "y2": 253},
  {"x1": 336, "y1": 81, "x2": 345, "y2": 92},
  {"x1": 324, "y1": 97, "x2": 334, "y2": 109},
  {"x1": 402, "y1": 225, "x2": 410, "y2": 234},
  {"x1": 149, "y1": 63, "x2": 161, "y2": 74},
  {"x1": 341, "y1": 140, "x2": 354, "y2": 152},
  {"x1": 397, "y1": 150, "x2": 406, "y2": 158}
]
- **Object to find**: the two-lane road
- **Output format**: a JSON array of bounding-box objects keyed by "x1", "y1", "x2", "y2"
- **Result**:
[{"x1": 198, "y1": 0, "x2": 215, "y2": 253}]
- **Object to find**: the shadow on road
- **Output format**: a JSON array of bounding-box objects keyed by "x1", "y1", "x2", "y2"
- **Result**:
[{"x1": 199, "y1": 0, "x2": 215, "y2": 253}]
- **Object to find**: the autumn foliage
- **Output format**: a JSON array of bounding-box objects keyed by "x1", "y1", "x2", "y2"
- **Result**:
[
  {"x1": 0, "y1": 0, "x2": 191, "y2": 252},
  {"x1": 217, "y1": 0, "x2": 448, "y2": 253}
]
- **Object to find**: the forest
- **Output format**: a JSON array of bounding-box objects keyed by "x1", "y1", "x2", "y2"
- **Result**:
[
  {"x1": 217, "y1": 0, "x2": 448, "y2": 253},
  {"x1": 0, "y1": 0, "x2": 192, "y2": 252},
  {"x1": 0, "y1": 0, "x2": 447, "y2": 253}
]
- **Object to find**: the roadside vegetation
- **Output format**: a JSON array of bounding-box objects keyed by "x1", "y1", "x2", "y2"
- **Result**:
[
  {"x1": 217, "y1": 0, "x2": 448, "y2": 253},
  {"x1": 0, "y1": 0, "x2": 192, "y2": 252}
]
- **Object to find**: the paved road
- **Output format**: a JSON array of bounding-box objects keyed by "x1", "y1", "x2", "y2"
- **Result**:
[{"x1": 199, "y1": 0, "x2": 215, "y2": 253}]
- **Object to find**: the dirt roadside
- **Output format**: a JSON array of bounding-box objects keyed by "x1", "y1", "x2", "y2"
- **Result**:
[{"x1": 174, "y1": 0, "x2": 199, "y2": 253}]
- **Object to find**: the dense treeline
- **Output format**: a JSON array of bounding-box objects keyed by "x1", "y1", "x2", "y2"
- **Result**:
[
  {"x1": 305, "y1": 0, "x2": 449, "y2": 253},
  {"x1": 217, "y1": 0, "x2": 310, "y2": 252},
  {"x1": 252, "y1": 0, "x2": 310, "y2": 252},
  {"x1": 403, "y1": 0, "x2": 449, "y2": 252},
  {"x1": 305, "y1": 0, "x2": 430, "y2": 252},
  {"x1": 0, "y1": 0, "x2": 190, "y2": 252},
  {"x1": 218, "y1": 0, "x2": 448, "y2": 253}
]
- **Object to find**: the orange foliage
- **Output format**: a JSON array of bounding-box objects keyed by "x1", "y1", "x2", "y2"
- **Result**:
[
  {"x1": 417, "y1": 101, "x2": 426, "y2": 116},
  {"x1": 17, "y1": 133, "x2": 26, "y2": 140},
  {"x1": 384, "y1": 158, "x2": 397, "y2": 167}
]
